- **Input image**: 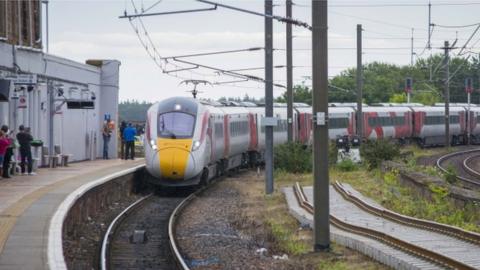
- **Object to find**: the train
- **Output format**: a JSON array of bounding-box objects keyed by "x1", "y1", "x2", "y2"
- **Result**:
[{"x1": 144, "y1": 96, "x2": 480, "y2": 186}]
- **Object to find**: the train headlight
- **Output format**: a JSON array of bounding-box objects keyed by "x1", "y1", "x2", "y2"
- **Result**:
[
  {"x1": 150, "y1": 140, "x2": 157, "y2": 150},
  {"x1": 192, "y1": 140, "x2": 201, "y2": 151}
]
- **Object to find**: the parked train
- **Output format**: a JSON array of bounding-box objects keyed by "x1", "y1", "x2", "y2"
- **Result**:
[{"x1": 144, "y1": 97, "x2": 480, "y2": 186}]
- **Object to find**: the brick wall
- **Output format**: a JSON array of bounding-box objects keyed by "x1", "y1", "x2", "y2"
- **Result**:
[{"x1": 0, "y1": 0, "x2": 42, "y2": 49}]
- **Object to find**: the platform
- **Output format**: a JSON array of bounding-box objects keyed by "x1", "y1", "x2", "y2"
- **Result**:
[{"x1": 0, "y1": 159, "x2": 144, "y2": 270}]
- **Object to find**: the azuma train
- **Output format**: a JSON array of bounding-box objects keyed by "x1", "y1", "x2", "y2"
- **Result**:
[{"x1": 144, "y1": 97, "x2": 480, "y2": 186}]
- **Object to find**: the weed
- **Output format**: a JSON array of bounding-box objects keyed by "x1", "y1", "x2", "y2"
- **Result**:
[
  {"x1": 444, "y1": 165, "x2": 457, "y2": 184},
  {"x1": 336, "y1": 159, "x2": 358, "y2": 172},
  {"x1": 274, "y1": 142, "x2": 312, "y2": 173},
  {"x1": 360, "y1": 139, "x2": 400, "y2": 169}
]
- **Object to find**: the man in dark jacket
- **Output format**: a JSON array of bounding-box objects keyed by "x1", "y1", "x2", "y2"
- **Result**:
[
  {"x1": 17, "y1": 125, "x2": 34, "y2": 175},
  {"x1": 1, "y1": 125, "x2": 13, "y2": 178},
  {"x1": 119, "y1": 121, "x2": 127, "y2": 160},
  {"x1": 123, "y1": 123, "x2": 137, "y2": 160}
]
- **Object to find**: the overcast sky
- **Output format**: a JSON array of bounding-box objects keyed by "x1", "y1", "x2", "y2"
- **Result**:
[{"x1": 46, "y1": 0, "x2": 480, "y2": 102}]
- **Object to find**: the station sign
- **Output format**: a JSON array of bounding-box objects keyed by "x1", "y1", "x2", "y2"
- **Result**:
[{"x1": 7, "y1": 74, "x2": 38, "y2": 85}]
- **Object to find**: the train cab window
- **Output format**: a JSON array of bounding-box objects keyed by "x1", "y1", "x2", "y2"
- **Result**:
[{"x1": 158, "y1": 112, "x2": 195, "y2": 138}]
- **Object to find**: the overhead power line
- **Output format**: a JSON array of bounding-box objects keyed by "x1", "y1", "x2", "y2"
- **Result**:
[
  {"x1": 433, "y1": 22, "x2": 480, "y2": 28},
  {"x1": 291, "y1": 1, "x2": 480, "y2": 7},
  {"x1": 196, "y1": 0, "x2": 312, "y2": 30},
  {"x1": 163, "y1": 47, "x2": 264, "y2": 60}
]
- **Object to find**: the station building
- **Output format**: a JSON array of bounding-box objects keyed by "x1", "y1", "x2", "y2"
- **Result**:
[{"x1": 0, "y1": 0, "x2": 120, "y2": 162}]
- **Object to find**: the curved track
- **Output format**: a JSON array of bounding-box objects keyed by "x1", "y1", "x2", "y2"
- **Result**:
[
  {"x1": 463, "y1": 154, "x2": 480, "y2": 179},
  {"x1": 436, "y1": 148, "x2": 480, "y2": 188},
  {"x1": 100, "y1": 190, "x2": 193, "y2": 270},
  {"x1": 293, "y1": 182, "x2": 480, "y2": 270}
]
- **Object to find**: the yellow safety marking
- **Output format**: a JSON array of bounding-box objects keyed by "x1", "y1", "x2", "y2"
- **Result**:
[
  {"x1": 157, "y1": 138, "x2": 192, "y2": 179},
  {"x1": 0, "y1": 160, "x2": 144, "y2": 254},
  {"x1": 0, "y1": 183, "x2": 59, "y2": 252}
]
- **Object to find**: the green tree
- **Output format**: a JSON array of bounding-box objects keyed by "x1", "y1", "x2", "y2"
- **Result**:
[
  {"x1": 276, "y1": 84, "x2": 312, "y2": 105},
  {"x1": 118, "y1": 100, "x2": 152, "y2": 122}
]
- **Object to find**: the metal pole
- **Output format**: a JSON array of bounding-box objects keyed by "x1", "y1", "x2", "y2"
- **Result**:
[
  {"x1": 265, "y1": 0, "x2": 274, "y2": 194},
  {"x1": 356, "y1": 24, "x2": 363, "y2": 139},
  {"x1": 312, "y1": 0, "x2": 330, "y2": 251},
  {"x1": 45, "y1": 0, "x2": 49, "y2": 53},
  {"x1": 444, "y1": 41, "x2": 450, "y2": 147},
  {"x1": 411, "y1": 28, "x2": 414, "y2": 66},
  {"x1": 48, "y1": 80, "x2": 54, "y2": 156},
  {"x1": 407, "y1": 93, "x2": 411, "y2": 103},
  {"x1": 286, "y1": 0, "x2": 293, "y2": 142},
  {"x1": 428, "y1": 1, "x2": 431, "y2": 50}
]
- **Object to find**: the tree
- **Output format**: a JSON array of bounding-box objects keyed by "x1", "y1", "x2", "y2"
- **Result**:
[
  {"x1": 118, "y1": 100, "x2": 152, "y2": 122},
  {"x1": 276, "y1": 84, "x2": 312, "y2": 105}
]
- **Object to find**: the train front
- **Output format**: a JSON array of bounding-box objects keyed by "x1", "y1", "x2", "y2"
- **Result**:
[{"x1": 144, "y1": 97, "x2": 204, "y2": 186}]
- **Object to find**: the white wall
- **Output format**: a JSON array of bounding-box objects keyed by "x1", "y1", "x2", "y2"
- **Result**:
[{"x1": 0, "y1": 42, "x2": 120, "y2": 161}]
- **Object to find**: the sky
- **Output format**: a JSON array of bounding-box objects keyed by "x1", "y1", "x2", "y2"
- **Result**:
[{"x1": 45, "y1": 0, "x2": 480, "y2": 102}]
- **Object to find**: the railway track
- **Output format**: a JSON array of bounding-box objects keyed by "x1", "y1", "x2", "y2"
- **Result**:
[
  {"x1": 100, "y1": 189, "x2": 195, "y2": 270},
  {"x1": 293, "y1": 182, "x2": 480, "y2": 270},
  {"x1": 436, "y1": 148, "x2": 480, "y2": 188},
  {"x1": 463, "y1": 154, "x2": 480, "y2": 179}
]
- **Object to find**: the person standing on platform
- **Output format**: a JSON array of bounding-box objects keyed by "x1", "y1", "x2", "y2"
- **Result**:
[
  {"x1": 0, "y1": 130, "x2": 12, "y2": 179},
  {"x1": 17, "y1": 125, "x2": 34, "y2": 175},
  {"x1": 123, "y1": 123, "x2": 137, "y2": 160},
  {"x1": 1, "y1": 125, "x2": 13, "y2": 178},
  {"x1": 102, "y1": 119, "x2": 113, "y2": 159},
  {"x1": 119, "y1": 121, "x2": 127, "y2": 160}
]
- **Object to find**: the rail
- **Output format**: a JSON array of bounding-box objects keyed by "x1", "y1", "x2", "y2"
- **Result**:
[
  {"x1": 292, "y1": 182, "x2": 476, "y2": 270},
  {"x1": 436, "y1": 148, "x2": 480, "y2": 187},
  {"x1": 169, "y1": 185, "x2": 210, "y2": 270},
  {"x1": 100, "y1": 194, "x2": 152, "y2": 270},
  {"x1": 332, "y1": 181, "x2": 480, "y2": 245},
  {"x1": 463, "y1": 154, "x2": 480, "y2": 179}
]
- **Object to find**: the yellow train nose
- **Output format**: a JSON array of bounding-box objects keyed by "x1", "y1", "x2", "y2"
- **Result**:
[{"x1": 157, "y1": 138, "x2": 192, "y2": 179}]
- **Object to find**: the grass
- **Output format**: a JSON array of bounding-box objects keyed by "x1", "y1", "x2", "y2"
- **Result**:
[
  {"x1": 275, "y1": 151, "x2": 480, "y2": 232},
  {"x1": 274, "y1": 160, "x2": 480, "y2": 233},
  {"x1": 233, "y1": 170, "x2": 387, "y2": 269}
]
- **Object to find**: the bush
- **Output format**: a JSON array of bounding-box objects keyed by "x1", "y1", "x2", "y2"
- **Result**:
[
  {"x1": 360, "y1": 139, "x2": 400, "y2": 169},
  {"x1": 274, "y1": 142, "x2": 312, "y2": 173},
  {"x1": 336, "y1": 159, "x2": 357, "y2": 172},
  {"x1": 328, "y1": 141, "x2": 338, "y2": 165},
  {"x1": 444, "y1": 165, "x2": 457, "y2": 184}
]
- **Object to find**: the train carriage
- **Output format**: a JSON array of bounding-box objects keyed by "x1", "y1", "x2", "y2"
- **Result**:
[
  {"x1": 329, "y1": 107, "x2": 356, "y2": 140},
  {"x1": 361, "y1": 107, "x2": 413, "y2": 141},
  {"x1": 466, "y1": 107, "x2": 480, "y2": 144},
  {"x1": 412, "y1": 106, "x2": 467, "y2": 146}
]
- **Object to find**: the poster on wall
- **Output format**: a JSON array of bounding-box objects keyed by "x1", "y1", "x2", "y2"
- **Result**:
[{"x1": 18, "y1": 95, "x2": 27, "y2": 109}]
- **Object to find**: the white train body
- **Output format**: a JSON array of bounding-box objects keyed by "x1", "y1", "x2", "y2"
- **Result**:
[{"x1": 145, "y1": 97, "x2": 478, "y2": 186}]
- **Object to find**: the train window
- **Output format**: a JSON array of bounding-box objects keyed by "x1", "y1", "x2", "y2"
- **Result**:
[
  {"x1": 330, "y1": 118, "x2": 348, "y2": 129},
  {"x1": 158, "y1": 112, "x2": 195, "y2": 138},
  {"x1": 214, "y1": 123, "x2": 223, "y2": 138},
  {"x1": 449, "y1": 115, "x2": 459, "y2": 124},
  {"x1": 425, "y1": 116, "x2": 444, "y2": 125}
]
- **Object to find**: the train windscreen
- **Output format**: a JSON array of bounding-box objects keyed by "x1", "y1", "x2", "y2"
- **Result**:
[{"x1": 158, "y1": 112, "x2": 195, "y2": 139}]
